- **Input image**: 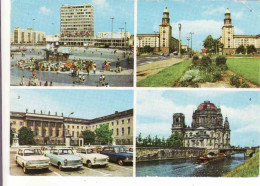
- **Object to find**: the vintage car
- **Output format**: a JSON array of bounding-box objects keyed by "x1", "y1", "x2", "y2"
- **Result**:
[
  {"x1": 41, "y1": 146, "x2": 54, "y2": 156},
  {"x1": 15, "y1": 148, "x2": 50, "y2": 173},
  {"x1": 75, "y1": 147, "x2": 109, "y2": 168},
  {"x1": 46, "y1": 147, "x2": 83, "y2": 170},
  {"x1": 100, "y1": 146, "x2": 133, "y2": 166}
]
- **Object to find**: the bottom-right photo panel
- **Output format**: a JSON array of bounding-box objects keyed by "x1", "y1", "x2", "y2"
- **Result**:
[{"x1": 136, "y1": 90, "x2": 259, "y2": 177}]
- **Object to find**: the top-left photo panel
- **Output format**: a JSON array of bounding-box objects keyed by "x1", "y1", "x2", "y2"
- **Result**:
[{"x1": 10, "y1": 0, "x2": 134, "y2": 87}]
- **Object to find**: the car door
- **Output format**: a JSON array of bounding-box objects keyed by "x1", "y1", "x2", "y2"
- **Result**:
[{"x1": 16, "y1": 149, "x2": 23, "y2": 166}]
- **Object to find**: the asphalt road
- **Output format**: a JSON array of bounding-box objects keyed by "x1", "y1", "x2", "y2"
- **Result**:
[{"x1": 10, "y1": 153, "x2": 133, "y2": 177}]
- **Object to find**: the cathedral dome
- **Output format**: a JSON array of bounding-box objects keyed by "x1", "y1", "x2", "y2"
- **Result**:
[
  {"x1": 197, "y1": 101, "x2": 217, "y2": 110},
  {"x1": 225, "y1": 8, "x2": 230, "y2": 14}
]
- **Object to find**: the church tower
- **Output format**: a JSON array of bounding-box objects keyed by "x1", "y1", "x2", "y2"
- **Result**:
[
  {"x1": 171, "y1": 113, "x2": 186, "y2": 133},
  {"x1": 159, "y1": 7, "x2": 172, "y2": 53},
  {"x1": 221, "y1": 8, "x2": 235, "y2": 51}
]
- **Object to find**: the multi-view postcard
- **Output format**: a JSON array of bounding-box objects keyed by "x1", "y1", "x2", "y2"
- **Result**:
[
  {"x1": 10, "y1": 0, "x2": 134, "y2": 87},
  {"x1": 137, "y1": 0, "x2": 260, "y2": 88}
]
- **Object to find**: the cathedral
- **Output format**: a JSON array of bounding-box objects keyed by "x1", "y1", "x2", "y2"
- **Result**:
[
  {"x1": 219, "y1": 8, "x2": 260, "y2": 54},
  {"x1": 171, "y1": 101, "x2": 231, "y2": 150}
]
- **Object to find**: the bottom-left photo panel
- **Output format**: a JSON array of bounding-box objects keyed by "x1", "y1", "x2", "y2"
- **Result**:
[{"x1": 9, "y1": 89, "x2": 134, "y2": 177}]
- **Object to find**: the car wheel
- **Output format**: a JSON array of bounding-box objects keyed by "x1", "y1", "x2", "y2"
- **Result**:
[
  {"x1": 118, "y1": 159, "x2": 124, "y2": 166},
  {"x1": 87, "y1": 161, "x2": 92, "y2": 168},
  {"x1": 23, "y1": 166, "x2": 27, "y2": 173},
  {"x1": 58, "y1": 163, "x2": 63, "y2": 171}
]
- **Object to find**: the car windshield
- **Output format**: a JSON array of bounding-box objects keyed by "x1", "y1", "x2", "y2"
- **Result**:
[
  {"x1": 114, "y1": 147, "x2": 127, "y2": 153},
  {"x1": 24, "y1": 149, "x2": 42, "y2": 156},
  {"x1": 87, "y1": 149, "x2": 97, "y2": 154},
  {"x1": 59, "y1": 149, "x2": 74, "y2": 155}
]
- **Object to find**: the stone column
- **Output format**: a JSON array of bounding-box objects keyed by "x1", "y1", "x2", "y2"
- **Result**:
[
  {"x1": 33, "y1": 121, "x2": 36, "y2": 135},
  {"x1": 52, "y1": 123, "x2": 56, "y2": 137},
  {"x1": 46, "y1": 122, "x2": 50, "y2": 137},
  {"x1": 39, "y1": 122, "x2": 43, "y2": 137}
]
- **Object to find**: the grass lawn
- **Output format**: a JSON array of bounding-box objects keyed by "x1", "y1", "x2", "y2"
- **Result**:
[
  {"x1": 137, "y1": 59, "x2": 192, "y2": 87},
  {"x1": 223, "y1": 151, "x2": 259, "y2": 177},
  {"x1": 227, "y1": 58, "x2": 260, "y2": 85}
]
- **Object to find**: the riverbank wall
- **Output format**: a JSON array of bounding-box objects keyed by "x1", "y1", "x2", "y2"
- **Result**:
[{"x1": 136, "y1": 147, "x2": 206, "y2": 162}]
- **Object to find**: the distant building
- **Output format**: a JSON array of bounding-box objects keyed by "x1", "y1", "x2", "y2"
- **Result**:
[
  {"x1": 45, "y1": 34, "x2": 60, "y2": 44},
  {"x1": 12, "y1": 27, "x2": 45, "y2": 45},
  {"x1": 10, "y1": 109, "x2": 133, "y2": 146},
  {"x1": 171, "y1": 101, "x2": 231, "y2": 150},
  {"x1": 95, "y1": 32, "x2": 131, "y2": 48},
  {"x1": 219, "y1": 8, "x2": 260, "y2": 54},
  {"x1": 137, "y1": 7, "x2": 179, "y2": 53},
  {"x1": 60, "y1": 4, "x2": 95, "y2": 46},
  {"x1": 181, "y1": 45, "x2": 189, "y2": 52}
]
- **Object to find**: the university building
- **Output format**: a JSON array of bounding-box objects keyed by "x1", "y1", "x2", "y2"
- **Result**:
[
  {"x1": 60, "y1": 4, "x2": 95, "y2": 46},
  {"x1": 10, "y1": 109, "x2": 133, "y2": 146},
  {"x1": 12, "y1": 27, "x2": 45, "y2": 45},
  {"x1": 171, "y1": 101, "x2": 231, "y2": 150},
  {"x1": 219, "y1": 8, "x2": 260, "y2": 54},
  {"x1": 137, "y1": 7, "x2": 179, "y2": 53}
]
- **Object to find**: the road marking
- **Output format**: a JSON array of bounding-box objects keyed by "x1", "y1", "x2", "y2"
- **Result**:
[
  {"x1": 53, "y1": 171, "x2": 62, "y2": 176},
  {"x1": 108, "y1": 163, "x2": 132, "y2": 170},
  {"x1": 82, "y1": 167, "x2": 111, "y2": 176}
]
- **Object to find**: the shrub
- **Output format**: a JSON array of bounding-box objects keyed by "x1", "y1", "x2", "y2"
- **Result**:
[
  {"x1": 241, "y1": 80, "x2": 250, "y2": 88},
  {"x1": 192, "y1": 54, "x2": 199, "y2": 61},
  {"x1": 192, "y1": 55, "x2": 200, "y2": 65},
  {"x1": 180, "y1": 69, "x2": 200, "y2": 82},
  {"x1": 201, "y1": 55, "x2": 212, "y2": 67},
  {"x1": 216, "y1": 55, "x2": 227, "y2": 66},
  {"x1": 219, "y1": 64, "x2": 228, "y2": 71},
  {"x1": 230, "y1": 75, "x2": 241, "y2": 88},
  {"x1": 179, "y1": 81, "x2": 189, "y2": 87},
  {"x1": 213, "y1": 69, "x2": 222, "y2": 81}
]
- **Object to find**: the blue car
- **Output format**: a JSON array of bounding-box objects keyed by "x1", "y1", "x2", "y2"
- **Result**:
[
  {"x1": 100, "y1": 146, "x2": 133, "y2": 166},
  {"x1": 46, "y1": 147, "x2": 83, "y2": 170}
]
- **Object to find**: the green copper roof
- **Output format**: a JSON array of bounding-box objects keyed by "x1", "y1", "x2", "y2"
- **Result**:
[{"x1": 164, "y1": 7, "x2": 169, "y2": 13}]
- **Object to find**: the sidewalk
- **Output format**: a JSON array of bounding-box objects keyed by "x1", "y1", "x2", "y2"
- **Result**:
[{"x1": 137, "y1": 58, "x2": 185, "y2": 82}]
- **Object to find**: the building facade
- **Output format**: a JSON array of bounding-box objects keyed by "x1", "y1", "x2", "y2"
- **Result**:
[
  {"x1": 220, "y1": 8, "x2": 260, "y2": 54},
  {"x1": 13, "y1": 27, "x2": 45, "y2": 45},
  {"x1": 95, "y1": 32, "x2": 131, "y2": 48},
  {"x1": 60, "y1": 4, "x2": 95, "y2": 46},
  {"x1": 10, "y1": 109, "x2": 133, "y2": 146},
  {"x1": 137, "y1": 7, "x2": 179, "y2": 53},
  {"x1": 171, "y1": 101, "x2": 231, "y2": 150}
]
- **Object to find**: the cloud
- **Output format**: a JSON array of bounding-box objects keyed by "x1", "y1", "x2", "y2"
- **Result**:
[
  {"x1": 91, "y1": 0, "x2": 109, "y2": 9},
  {"x1": 39, "y1": 6, "x2": 51, "y2": 15},
  {"x1": 171, "y1": 19, "x2": 244, "y2": 38},
  {"x1": 202, "y1": 6, "x2": 226, "y2": 16}
]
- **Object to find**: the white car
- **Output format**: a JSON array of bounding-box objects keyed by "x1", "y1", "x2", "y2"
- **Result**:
[
  {"x1": 15, "y1": 148, "x2": 50, "y2": 173},
  {"x1": 76, "y1": 147, "x2": 109, "y2": 168}
]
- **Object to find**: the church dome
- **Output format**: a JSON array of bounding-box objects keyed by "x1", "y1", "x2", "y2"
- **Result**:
[
  {"x1": 163, "y1": 7, "x2": 169, "y2": 13},
  {"x1": 197, "y1": 101, "x2": 217, "y2": 110},
  {"x1": 225, "y1": 8, "x2": 230, "y2": 14}
]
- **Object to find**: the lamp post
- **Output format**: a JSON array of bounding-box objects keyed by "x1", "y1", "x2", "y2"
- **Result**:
[
  {"x1": 178, "y1": 23, "x2": 182, "y2": 58},
  {"x1": 110, "y1": 17, "x2": 114, "y2": 48},
  {"x1": 189, "y1": 32, "x2": 194, "y2": 55},
  {"x1": 187, "y1": 37, "x2": 190, "y2": 53},
  {"x1": 68, "y1": 112, "x2": 74, "y2": 118}
]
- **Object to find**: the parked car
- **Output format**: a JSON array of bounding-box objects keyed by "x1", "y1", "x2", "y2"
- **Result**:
[
  {"x1": 125, "y1": 147, "x2": 133, "y2": 154},
  {"x1": 46, "y1": 147, "x2": 83, "y2": 170},
  {"x1": 100, "y1": 146, "x2": 133, "y2": 166},
  {"x1": 75, "y1": 147, "x2": 109, "y2": 168},
  {"x1": 41, "y1": 146, "x2": 54, "y2": 156},
  {"x1": 15, "y1": 148, "x2": 50, "y2": 173}
]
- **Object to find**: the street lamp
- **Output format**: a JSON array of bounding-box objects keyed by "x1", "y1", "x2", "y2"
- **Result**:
[
  {"x1": 189, "y1": 32, "x2": 194, "y2": 55},
  {"x1": 178, "y1": 23, "x2": 182, "y2": 58},
  {"x1": 187, "y1": 37, "x2": 190, "y2": 52},
  {"x1": 68, "y1": 112, "x2": 74, "y2": 117}
]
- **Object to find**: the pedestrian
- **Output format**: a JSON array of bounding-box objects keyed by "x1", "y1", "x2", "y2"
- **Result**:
[
  {"x1": 73, "y1": 81, "x2": 76, "y2": 86},
  {"x1": 99, "y1": 75, "x2": 103, "y2": 86},
  {"x1": 82, "y1": 74, "x2": 85, "y2": 82},
  {"x1": 44, "y1": 81, "x2": 48, "y2": 86},
  {"x1": 117, "y1": 55, "x2": 120, "y2": 61},
  {"x1": 33, "y1": 69, "x2": 36, "y2": 78},
  {"x1": 79, "y1": 74, "x2": 82, "y2": 83},
  {"x1": 93, "y1": 65, "x2": 96, "y2": 74},
  {"x1": 20, "y1": 76, "x2": 24, "y2": 86},
  {"x1": 102, "y1": 74, "x2": 105, "y2": 82},
  {"x1": 88, "y1": 65, "x2": 91, "y2": 75},
  {"x1": 50, "y1": 81, "x2": 53, "y2": 86}
]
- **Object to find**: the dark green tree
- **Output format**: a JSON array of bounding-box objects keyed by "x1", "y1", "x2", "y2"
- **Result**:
[
  {"x1": 95, "y1": 124, "x2": 113, "y2": 145},
  {"x1": 147, "y1": 134, "x2": 152, "y2": 146},
  {"x1": 81, "y1": 130, "x2": 96, "y2": 145},
  {"x1": 236, "y1": 45, "x2": 245, "y2": 54},
  {"x1": 203, "y1": 35, "x2": 215, "y2": 53},
  {"x1": 143, "y1": 45, "x2": 154, "y2": 53},
  {"x1": 136, "y1": 133, "x2": 143, "y2": 146},
  {"x1": 10, "y1": 126, "x2": 14, "y2": 146},
  {"x1": 161, "y1": 136, "x2": 166, "y2": 147},
  {"x1": 166, "y1": 132, "x2": 184, "y2": 147},
  {"x1": 18, "y1": 127, "x2": 35, "y2": 145},
  {"x1": 247, "y1": 45, "x2": 257, "y2": 54}
]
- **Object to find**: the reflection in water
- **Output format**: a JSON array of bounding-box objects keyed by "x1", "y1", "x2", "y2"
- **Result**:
[{"x1": 136, "y1": 153, "x2": 246, "y2": 177}]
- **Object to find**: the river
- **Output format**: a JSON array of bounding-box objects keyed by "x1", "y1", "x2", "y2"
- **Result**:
[{"x1": 136, "y1": 153, "x2": 246, "y2": 177}]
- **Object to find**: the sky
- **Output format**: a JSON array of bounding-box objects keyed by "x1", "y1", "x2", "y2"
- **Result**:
[
  {"x1": 138, "y1": 0, "x2": 260, "y2": 50},
  {"x1": 11, "y1": 0, "x2": 134, "y2": 35},
  {"x1": 136, "y1": 90, "x2": 260, "y2": 147},
  {"x1": 10, "y1": 89, "x2": 133, "y2": 119}
]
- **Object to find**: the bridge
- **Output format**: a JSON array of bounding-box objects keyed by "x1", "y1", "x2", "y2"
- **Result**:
[{"x1": 219, "y1": 148, "x2": 257, "y2": 158}]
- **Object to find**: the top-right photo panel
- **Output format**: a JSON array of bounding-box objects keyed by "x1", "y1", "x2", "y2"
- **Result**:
[{"x1": 136, "y1": 0, "x2": 260, "y2": 88}]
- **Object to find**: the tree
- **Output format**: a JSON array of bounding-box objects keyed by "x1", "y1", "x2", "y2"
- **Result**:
[
  {"x1": 166, "y1": 132, "x2": 184, "y2": 147},
  {"x1": 161, "y1": 136, "x2": 166, "y2": 147},
  {"x1": 247, "y1": 45, "x2": 256, "y2": 54},
  {"x1": 10, "y1": 126, "x2": 14, "y2": 146},
  {"x1": 18, "y1": 127, "x2": 35, "y2": 145},
  {"x1": 147, "y1": 134, "x2": 152, "y2": 146},
  {"x1": 81, "y1": 130, "x2": 96, "y2": 145},
  {"x1": 143, "y1": 45, "x2": 153, "y2": 53},
  {"x1": 136, "y1": 133, "x2": 143, "y2": 146},
  {"x1": 95, "y1": 124, "x2": 113, "y2": 145},
  {"x1": 203, "y1": 35, "x2": 215, "y2": 53},
  {"x1": 236, "y1": 45, "x2": 245, "y2": 54}
]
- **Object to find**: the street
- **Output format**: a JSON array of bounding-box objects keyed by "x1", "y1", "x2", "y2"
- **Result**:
[{"x1": 10, "y1": 152, "x2": 133, "y2": 177}]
